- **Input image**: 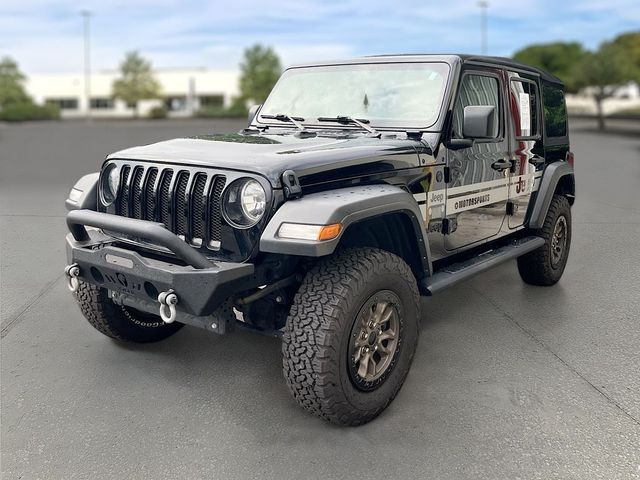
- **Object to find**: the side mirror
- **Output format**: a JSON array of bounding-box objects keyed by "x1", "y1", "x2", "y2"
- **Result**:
[
  {"x1": 247, "y1": 104, "x2": 261, "y2": 126},
  {"x1": 462, "y1": 105, "x2": 496, "y2": 139}
]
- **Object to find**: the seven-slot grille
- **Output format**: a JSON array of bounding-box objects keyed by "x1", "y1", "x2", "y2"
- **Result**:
[{"x1": 115, "y1": 164, "x2": 226, "y2": 249}]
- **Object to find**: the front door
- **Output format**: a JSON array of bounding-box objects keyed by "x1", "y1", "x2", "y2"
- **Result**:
[{"x1": 444, "y1": 69, "x2": 510, "y2": 251}]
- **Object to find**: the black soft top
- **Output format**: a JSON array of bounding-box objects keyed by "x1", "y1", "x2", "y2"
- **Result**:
[
  {"x1": 457, "y1": 54, "x2": 564, "y2": 86},
  {"x1": 290, "y1": 54, "x2": 564, "y2": 88}
]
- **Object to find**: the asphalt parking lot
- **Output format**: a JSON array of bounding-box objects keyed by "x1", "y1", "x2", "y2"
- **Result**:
[{"x1": 1, "y1": 118, "x2": 639, "y2": 479}]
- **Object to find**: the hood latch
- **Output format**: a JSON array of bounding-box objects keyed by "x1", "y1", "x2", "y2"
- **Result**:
[{"x1": 282, "y1": 170, "x2": 302, "y2": 200}]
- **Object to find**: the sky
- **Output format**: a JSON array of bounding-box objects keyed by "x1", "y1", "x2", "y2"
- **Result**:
[{"x1": 1, "y1": 0, "x2": 638, "y2": 75}]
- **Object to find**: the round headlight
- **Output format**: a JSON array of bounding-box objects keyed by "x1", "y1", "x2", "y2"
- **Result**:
[
  {"x1": 240, "y1": 180, "x2": 266, "y2": 221},
  {"x1": 101, "y1": 164, "x2": 120, "y2": 205},
  {"x1": 223, "y1": 178, "x2": 267, "y2": 228}
]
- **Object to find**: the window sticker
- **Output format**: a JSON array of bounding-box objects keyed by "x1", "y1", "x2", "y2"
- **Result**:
[{"x1": 519, "y1": 92, "x2": 531, "y2": 136}]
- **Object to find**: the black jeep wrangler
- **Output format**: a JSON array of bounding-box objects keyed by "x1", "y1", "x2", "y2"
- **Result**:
[{"x1": 65, "y1": 55, "x2": 575, "y2": 425}]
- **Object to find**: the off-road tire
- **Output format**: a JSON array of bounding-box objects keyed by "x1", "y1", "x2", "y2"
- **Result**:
[
  {"x1": 74, "y1": 281, "x2": 184, "y2": 343},
  {"x1": 282, "y1": 248, "x2": 420, "y2": 426},
  {"x1": 518, "y1": 194, "x2": 572, "y2": 286}
]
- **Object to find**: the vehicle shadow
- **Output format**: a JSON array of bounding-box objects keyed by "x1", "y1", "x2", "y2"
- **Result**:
[
  {"x1": 102, "y1": 266, "x2": 570, "y2": 440},
  {"x1": 101, "y1": 284, "x2": 471, "y2": 431}
]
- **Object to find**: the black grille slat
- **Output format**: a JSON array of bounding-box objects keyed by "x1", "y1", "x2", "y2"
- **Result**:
[
  {"x1": 130, "y1": 167, "x2": 144, "y2": 219},
  {"x1": 144, "y1": 168, "x2": 158, "y2": 220},
  {"x1": 116, "y1": 165, "x2": 131, "y2": 216},
  {"x1": 190, "y1": 174, "x2": 207, "y2": 244},
  {"x1": 113, "y1": 163, "x2": 228, "y2": 251},
  {"x1": 158, "y1": 170, "x2": 174, "y2": 228},
  {"x1": 174, "y1": 172, "x2": 189, "y2": 237},
  {"x1": 209, "y1": 176, "x2": 226, "y2": 245}
]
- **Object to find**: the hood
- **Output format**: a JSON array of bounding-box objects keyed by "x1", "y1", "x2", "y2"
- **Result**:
[{"x1": 107, "y1": 132, "x2": 436, "y2": 188}]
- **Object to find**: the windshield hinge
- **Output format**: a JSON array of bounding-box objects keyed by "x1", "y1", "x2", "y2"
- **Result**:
[
  {"x1": 282, "y1": 170, "x2": 302, "y2": 199},
  {"x1": 443, "y1": 166, "x2": 451, "y2": 184},
  {"x1": 405, "y1": 130, "x2": 424, "y2": 141}
]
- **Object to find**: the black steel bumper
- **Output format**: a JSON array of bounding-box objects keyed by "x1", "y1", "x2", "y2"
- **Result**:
[{"x1": 66, "y1": 210, "x2": 254, "y2": 317}]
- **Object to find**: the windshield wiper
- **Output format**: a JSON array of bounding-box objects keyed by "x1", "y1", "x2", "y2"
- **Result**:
[
  {"x1": 261, "y1": 114, "x2": 307, "y2": 133},
  {"x1": 317, "y1": 116, "x2": 379, "y2": 136}
]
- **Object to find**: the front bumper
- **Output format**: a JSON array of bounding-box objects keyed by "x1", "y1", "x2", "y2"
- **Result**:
[{"x1": 66, "y1": 210, "x2": 254, "y2": 323}]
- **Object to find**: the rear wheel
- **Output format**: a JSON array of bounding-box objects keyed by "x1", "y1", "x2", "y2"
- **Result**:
[
  {"x1": 282, "y1": 248, "x2": 420, "y2": 426},
  {"x1": 74, "y1": 282, "x2": 184, "y2": 343},
  {"x1": 518, "y1": 194, "x2": 572, "y2": 286}
]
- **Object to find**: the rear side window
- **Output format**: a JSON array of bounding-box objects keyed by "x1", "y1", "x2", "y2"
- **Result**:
[
  {"x1": 510, "y1": 78, "x2": 540, "y2": 139},
  {"x1": 542, "y1": 83, "x2": 567, "y2": 137}
]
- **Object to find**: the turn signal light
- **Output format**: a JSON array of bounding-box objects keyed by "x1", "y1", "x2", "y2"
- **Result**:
[
  {"x1": 317, "y1": 223, "x2": 342, "y2": 241},
  {"x1": 278, "y1": 222, "x2": 343, "y2": 241}
]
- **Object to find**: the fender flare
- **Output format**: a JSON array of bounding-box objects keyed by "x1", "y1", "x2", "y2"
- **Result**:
[
  {"x1": 260, "y1": 184, "x2": 432, "y2": 275},
  {"x1": 66, "y1": 172, "x2": 99, "y2": 211},
  {"x1": 527, "y1": 161, "x2": 575, "y2": 229}
]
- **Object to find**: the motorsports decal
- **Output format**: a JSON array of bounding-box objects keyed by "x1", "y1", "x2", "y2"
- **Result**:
[
  {"x1": 414, "y1": 171, "x2": 543, "y2": 220},
  {"x1": 453, "y1": 193, "x2": 492, "y2": 210}
]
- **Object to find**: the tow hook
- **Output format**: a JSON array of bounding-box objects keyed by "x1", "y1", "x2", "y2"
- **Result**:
[
  {"x1": 157, "y1": 289, "x2": 178, "y2": 323},
  {"x1": 64, "y1": 263, "x2": 80, "y2": 292}
]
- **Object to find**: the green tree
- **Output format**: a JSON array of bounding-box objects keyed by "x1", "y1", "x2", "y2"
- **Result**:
[
  {"x1": 609, "y1": 31, "x2": 640, "y2": 83},
  {"x1": 574, "y1": 42, "x2": 636, "y2": 130},
  {"x1": 0, "y1": 56, "x2": 30, "y2": 109},
  {"x1": 513, "y1": 42, "x2": 587, "y2": 93},
  {"x1": 238, "y1": 45, "x2": 282, "y2": 105},
  {"x1": 112, "y1": 51, "x2": 161, "y2": 117}
]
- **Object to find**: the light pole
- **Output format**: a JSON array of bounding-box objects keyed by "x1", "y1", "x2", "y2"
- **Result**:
[
  {"x1": 80, "y1": 10, "x2": 92, "y2": 120},
  {"x1": 478, "y1": 1, "x2": 489, "y2": 56}
]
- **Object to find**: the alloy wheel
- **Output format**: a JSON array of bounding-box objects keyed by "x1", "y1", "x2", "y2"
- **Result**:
[{"x1": 349, "y1": 290, "x2": 401, "y2": 391}]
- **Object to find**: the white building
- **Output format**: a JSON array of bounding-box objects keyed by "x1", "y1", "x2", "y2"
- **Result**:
[
  {"x1": 565, "y1": 81, "x2": 640, "y2": 115},
  {"x1": 25, "y1": 68, "x2": 240, "y2": 118}
]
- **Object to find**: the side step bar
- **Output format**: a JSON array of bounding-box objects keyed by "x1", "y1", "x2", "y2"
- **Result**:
[{"x1": 422, "y1": 236, "x2": 545, "y2": 295}]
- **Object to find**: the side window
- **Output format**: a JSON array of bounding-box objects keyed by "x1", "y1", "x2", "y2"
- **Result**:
[
  {"x1": 510, "y1": 79, "x2": 540, "y2": 139},
  {"x1": 542, "y1": 83, "x2": 567, "y2": 137},
  {"x1": 453, "y1": 73, "x2": 500, "y2": 140}
]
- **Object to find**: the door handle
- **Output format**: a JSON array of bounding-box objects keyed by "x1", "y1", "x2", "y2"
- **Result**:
[
  {"x1": 529, "y1": 155, "x2": 545, "y2": 167},
  {"x1": 491, "y1": 159, "x2": 512, "y2": 172}
]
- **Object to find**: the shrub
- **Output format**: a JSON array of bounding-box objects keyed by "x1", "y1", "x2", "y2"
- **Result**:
[
  {"x1": 148, "y1": 106, "x2": 168, "y2": 119},
  {"x1": 195, "y1": 106, "x2": 229, "y2": 118},
  {"x1": 225, "y1": 100, "x2": 249, "y2": 117},
  {"x1": 195, "y1": 104, "x2": 247, "y2": 119},
  {"x1": 0, "y1": 102, "x2": 60, "y2": 122}
]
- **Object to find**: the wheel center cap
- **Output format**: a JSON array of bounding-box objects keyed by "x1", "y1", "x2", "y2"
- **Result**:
[{"x1": 367, "y1": 331, "x2": 377, "y2": 345}]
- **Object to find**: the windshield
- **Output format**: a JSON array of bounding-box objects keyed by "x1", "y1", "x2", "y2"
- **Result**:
[{"x1": 259, "y1": 62, "x2": 450, "y2": 130}]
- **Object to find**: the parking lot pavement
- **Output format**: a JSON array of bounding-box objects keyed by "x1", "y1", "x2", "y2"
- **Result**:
[{"x1": 1, "y1": 119, "x2": 639, "y2": 479}]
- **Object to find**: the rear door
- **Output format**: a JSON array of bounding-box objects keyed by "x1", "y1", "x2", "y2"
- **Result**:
[
  {"x1": 444, "y1": 68, "x2": 510, "y2": 251},
  {"x1": 506, "y1": 73, "x2": 545, "y2": 228}
]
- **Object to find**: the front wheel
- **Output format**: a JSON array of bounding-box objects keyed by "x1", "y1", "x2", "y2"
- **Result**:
[
  {"x1": 518, "y1": 194, "x2": 572, "y2": 286},
  {"x1": 282, "y1": 248, "x2": 420, "y2": 426}
]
